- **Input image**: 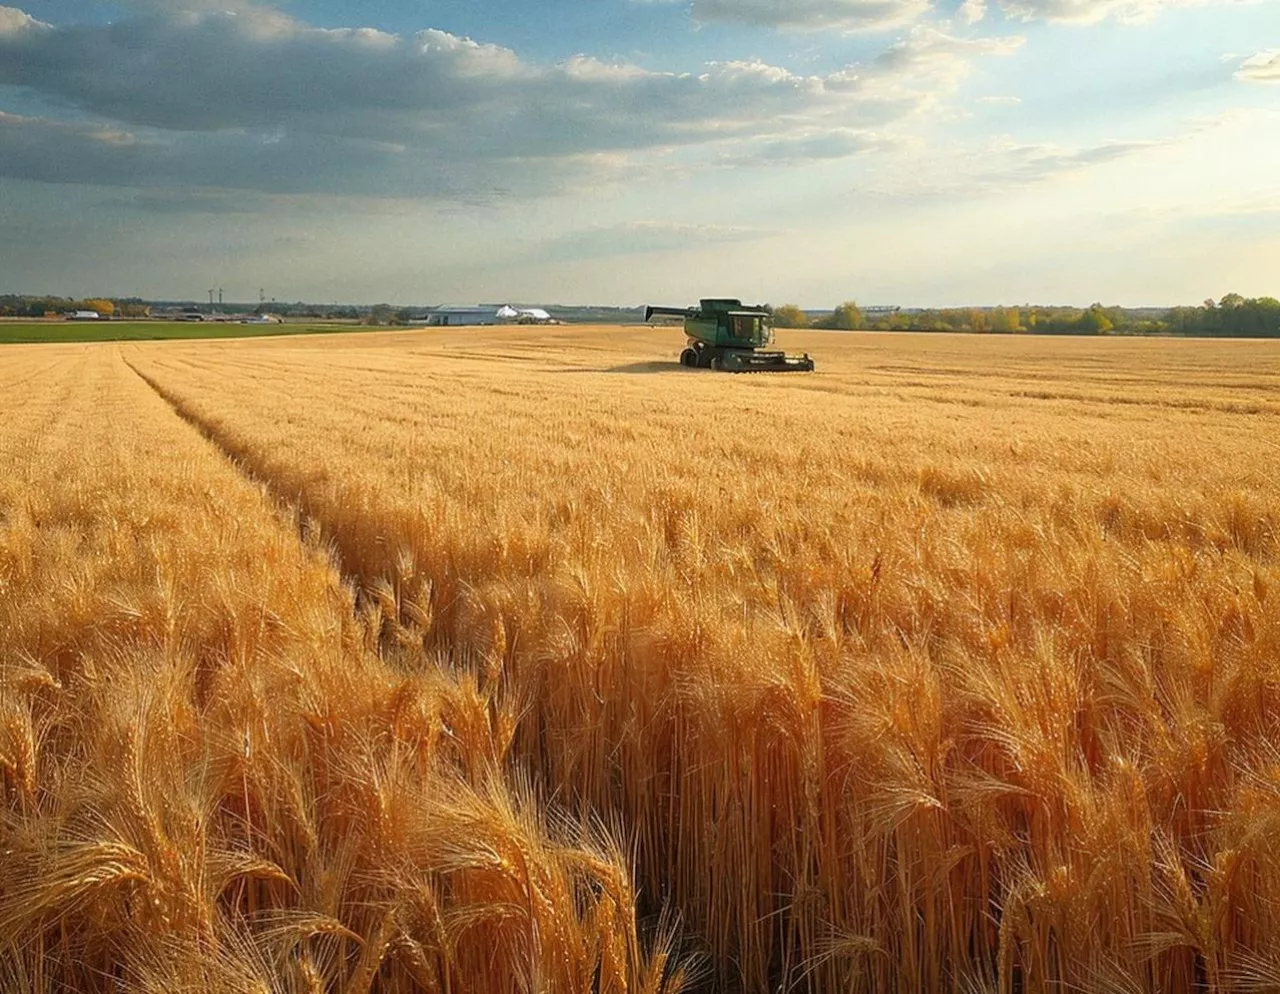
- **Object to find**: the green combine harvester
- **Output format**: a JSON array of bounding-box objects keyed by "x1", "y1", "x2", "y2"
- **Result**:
[{"x1": 645, "y1": 298, "x2": 815, "y2": 372}]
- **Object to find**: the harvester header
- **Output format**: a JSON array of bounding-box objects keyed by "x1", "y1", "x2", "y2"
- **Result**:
[{"x1": 644, "y1": 298, "x2": 814, "y2": 372}]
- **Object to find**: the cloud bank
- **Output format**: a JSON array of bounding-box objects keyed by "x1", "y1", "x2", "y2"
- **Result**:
[
  {"x1": 689, "y1": 0, "x2": 929, "y2": 31},
  {"x1": 0, "y1": 6, "x2": 1019, "y2": 200}
]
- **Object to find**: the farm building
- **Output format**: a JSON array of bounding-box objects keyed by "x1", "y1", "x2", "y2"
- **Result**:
[
  {"x1": 425, "y1": 305, "x2": 499, "y2": 326},
  {"x1": 505, "y1": 306, "x2": 554, "y2": 324},
  {"x1": 424, "y1": 304, "x2": 556, "y2": 327},
  {"x1": 67, "y1": 310, "x2": 100, "y2": 321}
]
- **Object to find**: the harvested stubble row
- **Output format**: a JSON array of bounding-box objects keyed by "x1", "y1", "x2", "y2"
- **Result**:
[
  {"x1": 128, "y1": 327, "x2": 1280, "y2": 994},
  {"x1": 0, "y1": 346, "x2": 677, "y2": 994}
]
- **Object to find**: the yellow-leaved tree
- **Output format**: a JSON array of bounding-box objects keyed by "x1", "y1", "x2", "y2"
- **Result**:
[{"x1": 82, "y1": 298, "x2": 116, "y2": 316}]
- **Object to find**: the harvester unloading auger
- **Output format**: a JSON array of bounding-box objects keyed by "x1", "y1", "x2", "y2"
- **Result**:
[{"x1": 645, "y1": 298, "x2": 815, "y2": 372}]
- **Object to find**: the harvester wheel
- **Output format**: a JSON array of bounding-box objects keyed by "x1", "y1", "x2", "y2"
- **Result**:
[{"x1": 680, "y1": 348, "x2": 697, "y2": 368}]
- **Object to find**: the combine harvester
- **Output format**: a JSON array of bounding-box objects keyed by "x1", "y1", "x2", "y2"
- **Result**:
[{"x1": 645, "y1": 298, "x2": 815, "y2": 372}]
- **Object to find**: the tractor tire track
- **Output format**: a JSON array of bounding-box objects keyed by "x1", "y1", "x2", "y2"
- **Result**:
[
  {"x1": 122, "y1": 353, "x2": 392, "y2": 624},
  {"x1": 124, "y1": 353, "x2": 303, "y2": 506}
]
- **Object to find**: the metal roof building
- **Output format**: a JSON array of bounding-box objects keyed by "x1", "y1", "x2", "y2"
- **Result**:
[{"x1": 425, "y1": 305, "x2": 500, "y2": 326}]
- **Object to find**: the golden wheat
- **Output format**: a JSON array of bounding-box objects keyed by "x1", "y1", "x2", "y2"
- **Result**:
[
  {"x1": 5, "y1": 325, "x2": 1280, "y2": 992},
  {"x1": 0, "y1": 344, "x2": 671, "y2": 994},
  {"x1": 120, "y1": 325, "x2": 1280, "y2": 993}
]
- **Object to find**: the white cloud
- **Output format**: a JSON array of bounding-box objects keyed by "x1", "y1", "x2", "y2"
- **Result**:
[
  {"x1": 855, "y1": 132, "x2": 1180, "y2": 200},
  {"x1": 0, "y1": 5, "x2": 47, "y2": 33},
  {"x1": 851, "y1": 26, "x2": 1025, "y2": 99},
  {"x1": 854, "y1": 110, "x2": 1280, "y2": 208},
  {"x1": 665, "y1": 0, "x2": 1245, "y2": 29},
  {"x1": 997, "y1": 0, "x2": 1252, "y2": 23},
  {"x1": 690, "y1": 0, "x2": 929, "y2": 32},
  {"x1": 988, "y1": 136, "x2": 1174, "y2": 178},
  {"x1": 1237, "y1": 50, "x2": 1280, "y2": 83},
  {"x1": 0, "y1": 7, "x2": 1021, "y2": 199}
]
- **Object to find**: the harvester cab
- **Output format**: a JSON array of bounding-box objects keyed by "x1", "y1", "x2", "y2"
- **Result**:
[{"x1": 644, "y1": 298, "x2": 814, "y2": 372}]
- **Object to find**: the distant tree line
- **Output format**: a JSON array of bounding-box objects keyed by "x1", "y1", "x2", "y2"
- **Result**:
[
  {"x1": 0, "y1": 295, "x2": 152, "y2": 318},
  {"x1": 774, "y1": 302, "x2": 866, "y2": 330},
  {"x1": 1164, "y1": 294, "x2": 1280, "y2": 337},
  {"x1": 5, "y1": 293, "x2": 1279, "y2": 337},
  {"x1": 268, "y1": 302, "x2": 363, "y2": 320},
  {"x1": 772, "y1": 294, "x2": 1280, "y2": 337},
  {"x1": 0, "y1": 295, "x2": 375, "y2": 320}
]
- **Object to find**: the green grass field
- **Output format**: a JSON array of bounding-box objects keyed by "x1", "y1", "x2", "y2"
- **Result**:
[{"x1": 0, "y1": 320, "x2": 369, "y2": 344}]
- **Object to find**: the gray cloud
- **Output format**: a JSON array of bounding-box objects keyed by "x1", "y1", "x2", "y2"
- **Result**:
[
  {"x1": 534, "y1": 221, "x2": 775, "y2": 263},
  {"x1": 0, "y1": 110, "x2": 592, "y2": 199},
  {"x1": 689, "y1": 0, "x2": 929, "y2": 31},
  {"x1": 0, "y1": 7, "x2": 1020, "y2": 200},
  {"x1": 717, "y1": 127, "x2": 894, "y2": 165},
  {"x1": 1237, "y1": 50, "x2": 1280, "y2": 83}
]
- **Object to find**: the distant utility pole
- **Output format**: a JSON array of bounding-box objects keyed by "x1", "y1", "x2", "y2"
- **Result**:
[
  {"x1": 207, "y1": 289, "x2": 215, "y2": 310},
  {"x1": 259, "y1": 288, "x2": 265, "y2": 305},
  {"x1": 218, "y1": 288, "x2": 223, "y2": 308}
]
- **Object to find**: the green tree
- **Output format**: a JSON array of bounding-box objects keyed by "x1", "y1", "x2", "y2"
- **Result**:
[
  {"x1": 773, "y1": 304, "x2": 809, "y2": 329},
  {"x1": 989, "y1": 307, "x2": 1022, "y2": 333},
  {"x1": 828, "y1": 301, "x2": 863, "y2": 331},
  {"x1": 1075, "y1": 304, "x2": 1113, "y2": 335}
]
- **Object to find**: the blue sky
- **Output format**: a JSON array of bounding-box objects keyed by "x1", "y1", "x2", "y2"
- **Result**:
[{"x1": 0, "y1": 0, "x2": 1276, "y2": 306}]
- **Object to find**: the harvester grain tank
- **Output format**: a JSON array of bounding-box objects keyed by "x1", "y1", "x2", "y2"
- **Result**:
[{"x1": 644, "y1": 298, "x2": 814, "y2": 372}]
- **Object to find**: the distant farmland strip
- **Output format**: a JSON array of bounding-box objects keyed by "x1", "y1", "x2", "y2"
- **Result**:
[{"x1": 0, "y1": 320, "x2": 378, "y2": 344}]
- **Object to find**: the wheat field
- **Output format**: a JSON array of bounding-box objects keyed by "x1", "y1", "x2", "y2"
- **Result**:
[{"x1": 3, "y1": 325, "x2": 1280, "y2": 993}]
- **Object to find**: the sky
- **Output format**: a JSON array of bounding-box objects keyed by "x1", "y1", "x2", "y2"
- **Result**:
[{"x1": 0, "y1": 0, "x2": 1276, "y2": 307}]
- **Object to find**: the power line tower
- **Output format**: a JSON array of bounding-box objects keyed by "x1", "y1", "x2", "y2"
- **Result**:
[{"x1": 207, "y1": 289, "x2": 215, "y2": 311}]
